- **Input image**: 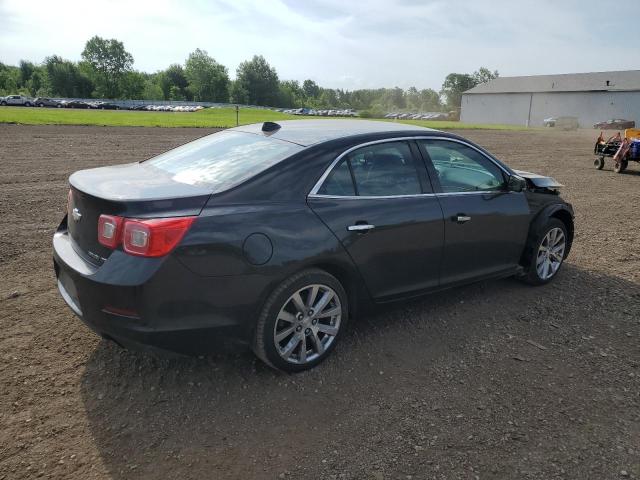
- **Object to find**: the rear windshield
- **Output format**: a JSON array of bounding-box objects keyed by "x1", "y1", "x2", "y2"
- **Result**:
[{"x1": 145, "y1": 131, "x2": 303, "y2": 192}]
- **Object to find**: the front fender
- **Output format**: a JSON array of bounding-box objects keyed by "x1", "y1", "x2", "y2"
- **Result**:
[{"x1": 521, "y1": 201, "x2": 574, "y2": 266}]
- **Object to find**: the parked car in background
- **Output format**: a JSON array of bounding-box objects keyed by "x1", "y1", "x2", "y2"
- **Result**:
[
  {"x1": 64, "y1": 100, "x2": 91, "y2": 109},
  {"x1": 1, "y1": 95, "x2": 34, "y2": 106},
  {"x1": 593, "y1": 119, "x2": 635, "y2": 130},
  {"x1": 91, "y1": 101, "x2": 121, "y2": 110},
  {"x1": 34, "y1": 97, "x2": 63, "y2": 108},
  {"x1": 543, "y1": 117, "x2": 557, "y2": 127},
  {"x1": 54, "y1": 120, "x2": 574, "y2": 372}
]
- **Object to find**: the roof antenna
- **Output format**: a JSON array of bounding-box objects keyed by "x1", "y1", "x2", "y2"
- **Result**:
[{"x1": 262, "y1": 121, "x2": 281, "y2": 133}]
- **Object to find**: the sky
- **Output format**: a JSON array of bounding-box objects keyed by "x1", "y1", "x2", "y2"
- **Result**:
[{"x1": 0, "y1": 0, "x2": 637, "y2": 91}]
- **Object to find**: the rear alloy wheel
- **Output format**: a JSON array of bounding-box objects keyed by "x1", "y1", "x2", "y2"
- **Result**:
[
  {"x1": 254, "y1": 269, "x2": 347, "y2": 372},
  {"x1": 594, "y1": 156, "x2": 605, "y2": 170}
]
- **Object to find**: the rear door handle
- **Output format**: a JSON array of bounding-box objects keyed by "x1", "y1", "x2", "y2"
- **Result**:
[
  {"x1": 348, "y1": 224, "x2": 375, "y2": 232},
  {"x1": 454, "y1": 215, "x2": 471, "y2": 223}
]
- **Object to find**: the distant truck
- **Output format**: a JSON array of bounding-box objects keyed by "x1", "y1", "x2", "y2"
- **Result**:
[{"x1": 0, "y1": 95, "x2": 34, "y2": 107}]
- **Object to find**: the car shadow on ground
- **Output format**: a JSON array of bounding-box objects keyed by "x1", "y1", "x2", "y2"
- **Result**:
[{"x1": 79, "y1": 264, "x2": 639, "y2": 479}]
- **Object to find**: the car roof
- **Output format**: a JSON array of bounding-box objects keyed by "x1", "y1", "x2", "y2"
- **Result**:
[{"x1": 229, "y1": 119, "x2": 438, "y2": 147}]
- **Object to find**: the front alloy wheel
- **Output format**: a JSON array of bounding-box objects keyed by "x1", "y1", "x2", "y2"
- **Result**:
[
  {"x1": 536, "y1": 227, "x2": 566, "y2": 281},
  {"x1": 254, "y1": 269, "x2": 347, "y2": 372},
  {"x1": 521, "y1": 218, "x2": 568, "y2": 285}
]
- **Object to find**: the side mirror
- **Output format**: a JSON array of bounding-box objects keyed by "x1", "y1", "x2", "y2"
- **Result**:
[{"x1": 507, "y1": 174, "x2": 527, "y2": 192}]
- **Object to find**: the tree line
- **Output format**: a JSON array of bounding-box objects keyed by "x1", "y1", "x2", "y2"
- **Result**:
[{"x1": 0, "y1": 36, "x2": 498, "y2": 112}]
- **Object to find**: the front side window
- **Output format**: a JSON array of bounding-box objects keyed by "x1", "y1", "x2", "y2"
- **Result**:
[
  {"x1": 317, "y1": 141, "x2": 423, "y2": 197},
  {"x1": 420, "y1": 140, "x2": 506, "y2": 193},
  {"x1": 145, "y1": 131, "x2": 303, "y2": 192}
]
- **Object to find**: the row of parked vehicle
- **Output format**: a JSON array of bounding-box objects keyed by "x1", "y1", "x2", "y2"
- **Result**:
[
  {"x1": 277, "y1": 108, "x2": 358, "y2": 117},
  {"x1": 384, "y1": 112, "x2": 450, "y2": 120},
  {"x1": 128, "y1": 104, "x2": 205, "y2": 112},
  {"x1": 0, "y1": 95, "x2": 206, "y2": 112}
]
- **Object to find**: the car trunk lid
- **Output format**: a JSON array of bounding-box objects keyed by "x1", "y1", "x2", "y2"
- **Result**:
[{"x1": 68, "y1": 162, "x2": 211, "y2": 264}]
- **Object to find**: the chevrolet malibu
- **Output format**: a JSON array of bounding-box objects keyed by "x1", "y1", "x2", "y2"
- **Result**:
[{"x1": 53, "y1": 120, "x2": 574, "y2": 372}]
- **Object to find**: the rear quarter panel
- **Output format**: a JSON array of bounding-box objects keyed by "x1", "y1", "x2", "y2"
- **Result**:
[{"x1": 174, "y1": 202, "x2": 363, "y2": 309}]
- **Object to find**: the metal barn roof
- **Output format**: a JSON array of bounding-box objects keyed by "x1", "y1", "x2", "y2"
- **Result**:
[{"x1": 464, "y1": 70, "x2": 640, "y2": 94}]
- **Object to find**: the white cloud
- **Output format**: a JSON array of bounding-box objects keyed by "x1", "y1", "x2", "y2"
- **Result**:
[{"x1": 0, "y1": 0, "x2": 636, "y2": 90}]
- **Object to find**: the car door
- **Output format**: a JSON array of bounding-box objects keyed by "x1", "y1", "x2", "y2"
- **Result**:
[
  {"x1": 308, "y1": 140, "x2": 445, "y2": 300},
  {"x1": 417, "y1": 138, "x2": 530, "y2": 286}
]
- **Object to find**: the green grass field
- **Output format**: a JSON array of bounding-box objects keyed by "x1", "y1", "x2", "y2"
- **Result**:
[{"x1": 0, "y1": 106, "x2": 524, "y2": 130}]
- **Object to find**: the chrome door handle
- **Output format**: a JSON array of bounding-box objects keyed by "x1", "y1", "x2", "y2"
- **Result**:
[
  {"x1": 455, "y1": 215, "x2": 471, "y2": 223},
  {"x1": 348, "y1": 224, "x2": 375, "y2": 232}
]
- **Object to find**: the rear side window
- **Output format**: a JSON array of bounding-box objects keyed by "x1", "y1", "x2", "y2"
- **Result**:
[
  {"x1": 349, "y1": 142, "x2": 422, "y2": 196},
  {"x1": 146, "y1": 131, "x2": 303, "y2": 192},
  {"x1": 317, "y1": 159, "x2": 355, "y2": 196},
  {"x1": 317, "y1": 141, "x2": 424, "y2": 197}
]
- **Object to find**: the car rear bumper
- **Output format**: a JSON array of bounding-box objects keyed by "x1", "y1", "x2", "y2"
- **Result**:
[{"x1": 53, "y1": 225, "x2": 265, "y2": 355}]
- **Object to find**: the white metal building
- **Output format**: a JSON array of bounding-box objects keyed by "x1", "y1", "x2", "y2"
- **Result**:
[{"x1": 460, "y1": 70, "x2": 640, "y2": 127}]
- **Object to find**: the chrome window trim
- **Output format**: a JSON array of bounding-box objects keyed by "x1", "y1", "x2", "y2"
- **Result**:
[
  {"x1": 307, "y1": 136, "x2": 513, "y2": 199},
  {"x1": 308, "y1": 191, "x2": 517, "y2": 200}
]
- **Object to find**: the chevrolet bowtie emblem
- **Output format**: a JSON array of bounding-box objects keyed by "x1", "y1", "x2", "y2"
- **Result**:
[{"x1": 72, "y1": 208, "x2": 82, "y2": 222}]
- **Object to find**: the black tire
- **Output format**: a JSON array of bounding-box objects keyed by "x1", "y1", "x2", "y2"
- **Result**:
[
  {"x1": 37, "y1": 103, "x2": 44, "y2": 107},
  {"x1": 0, "y1": 101, "x2": 6, "y2": 106},
  {"x1": 614, "y1": 160, "x2": 628, "y2": 173},
  {"x1": 25, "y1": 102, "x2": 32, "y2": 107},
  {"x1": 56, "y1": 104, "x2": 62, "y2": 108},
  {"x1": 253, "y1": 269, "x2": 348, "y2": 373},
  {"x1": 594, "y1": 156, "x2": 605, "y2": 170},
  {"x1": 520, "y1": 218, "x2": 568, "y2": 286}
]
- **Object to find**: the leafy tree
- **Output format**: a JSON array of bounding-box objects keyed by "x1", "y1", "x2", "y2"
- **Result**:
[
  {"x1": 417, "y1": 88, "x2": 442, "y2": 111},
  {"x1": 278, "y1": 80, "x2": 305, "y2": 108},
  {"x1": 81, "y1": 36, "x2": 134, "y2": 98},
  {"x1": 168, "y1": 85, "x2": 185, "y2": 101},
  {"x1": 440, "y1": 73, "x2": 476, "y2": 109},
  {"x1": 441, "y1": 67, "x2": 498, "y2": 108},
  {"x1": 120, "y1": 71, "x2": 145, "y2": 99},
  {"x1": 473, "y1": 67, "x2": 499, "y2": 85},
  {"x1": 44, "y1": 56, "x2": 93, "y2": 98},
  {"x1": 18, "y1": 60, "x2": 36, "y2": 88},
  {"x1": 229, "y1": 80, "x2": 248, "y2": 104},
  {"x1": 381, "y1": 87, "x2": 406, "y2": 109},
  {"x1": 302, "y1": 79, "x2": 320, "y2": 99},
  {"x1": 0, "y1": 62, "x2": 19, "y2": 96},
  {"x1": 165, "y1": 64, "x2": 189, "y2": 99},
  {"x1": 142, "y1": 79, "x2": 164, "y2": 100},
  {"x1": 235, "y1": 55, "x2": 279, "y2": 106},
  {"x1": 317, "y1": 89, "x2": 338, "y2": 109},
  {"x1": 26, "y1": 68, "x2": 47, "y2": 96},
  {"x1": 184, "y1": 49, "x2": 229, "y2": 102}
]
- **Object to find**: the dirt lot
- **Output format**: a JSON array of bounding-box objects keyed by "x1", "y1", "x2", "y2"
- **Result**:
[{"x1": 1, "y1": 125, "x2": 639, "y2": 480}]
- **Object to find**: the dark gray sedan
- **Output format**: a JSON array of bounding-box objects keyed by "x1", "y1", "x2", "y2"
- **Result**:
[{"x1": 53, "y1": 120, "x2": 574, "y2": 372}]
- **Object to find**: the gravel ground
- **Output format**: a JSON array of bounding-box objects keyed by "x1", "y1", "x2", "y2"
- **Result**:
[{"x1": 0, "y1": 125, "x2": 638, "y2": 480}]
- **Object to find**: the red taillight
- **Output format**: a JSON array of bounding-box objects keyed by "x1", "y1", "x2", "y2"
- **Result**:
[
  {"x1": 98, "y1": 215, "x2": 124, "y2": 248},
  {"x1": 97, "y1": 215, "x2": 195, "y2": 258}
]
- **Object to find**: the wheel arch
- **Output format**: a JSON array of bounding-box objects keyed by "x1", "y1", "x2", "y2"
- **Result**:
[
  {"x1": 520, "y1": 202, "x2": 574, "y2": 267},
  {"x1": 299, "y1": 260, "x2": 369, "y2": 319},
  {"x1": 550, "y1": 207, "x2": 574, "y2": 256}
]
